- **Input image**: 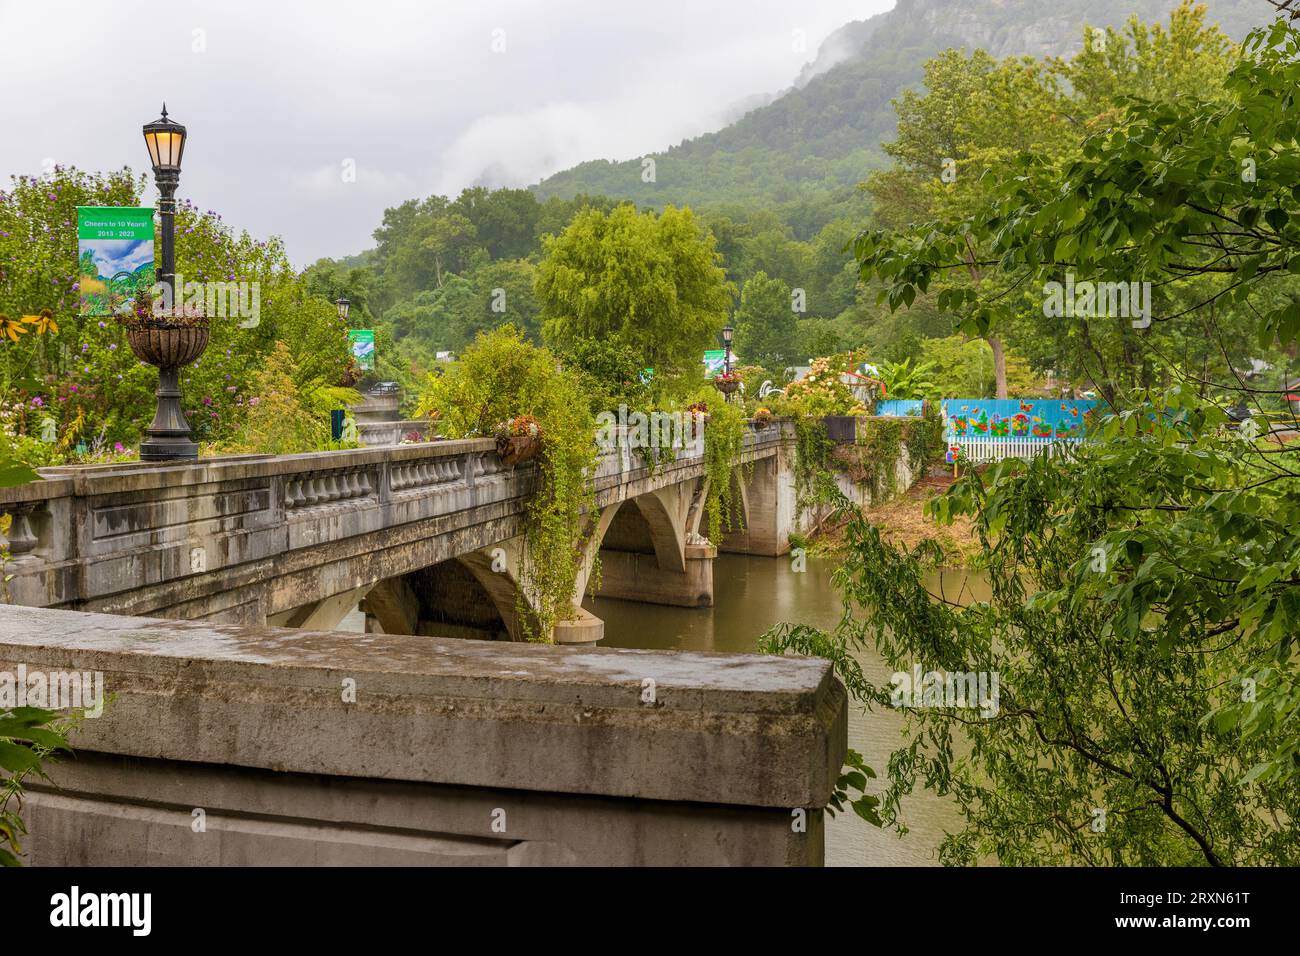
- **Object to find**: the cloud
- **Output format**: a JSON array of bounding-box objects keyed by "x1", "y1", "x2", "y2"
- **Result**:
[
  {"x1": 431, "y1": 83, "x2": 772, "y2": 194},
  {"x1": 88, "y1": 238, "x2": 153, "y2": 278},
  {"x1": 1, "y1": 0, "x2": 887, "y2": 265}
]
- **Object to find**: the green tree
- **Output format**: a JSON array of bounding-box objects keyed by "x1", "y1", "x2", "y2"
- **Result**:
[
  {"x1": 772, "y1": 11, "x2": 1300, "y2": 866},
  {"x1": 865, "y1": 2, "x2": 1240, "y2": 398},
  {"x1": 536, "y1": 204, "x2": 733, "y2": 375},
  {"x1": 733, "y1": 271, "x2": 797, "y2": 373},
  {"x1": 450, "y1": 187, "x2": 541, "y2": 261}
]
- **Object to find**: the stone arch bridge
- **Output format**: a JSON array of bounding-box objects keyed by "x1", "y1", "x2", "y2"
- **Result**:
[{"x1": 0, "y1": 422, "x2": 801, "y2": 644}]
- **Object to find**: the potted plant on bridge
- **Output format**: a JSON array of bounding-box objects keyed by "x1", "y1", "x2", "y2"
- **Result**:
[
  {"x1": 495, "y1": 414, "x2": 543, "y2": 466},
  {"x1": 753, "y1": 406, "x2": 774, "y2": 429},
  {"x1": 120, "y1": 294, "x2": 210, "y2": 368},
  {"x1": 119, "y1": 294, "x2": 210, "y2": 459}
]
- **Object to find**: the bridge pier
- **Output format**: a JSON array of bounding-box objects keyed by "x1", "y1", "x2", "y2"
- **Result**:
[
  {"x1": 591, "y1": 484, "x2": 720, "y2": 608},
  {"x1": 594, "y1": 539, "x2": 716, "y2": 608},
  {"x1": 720, "y1": 448, "x2": 798, "y2": 557}
]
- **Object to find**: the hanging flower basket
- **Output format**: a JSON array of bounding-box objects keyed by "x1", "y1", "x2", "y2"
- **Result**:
[
  {"x1": 714, "y1": 373, "x2": 741, "y2": 396},
  {"x1": 337, "y1": 360, "x2": 363, "y2": 388},
  {"x1": 495, "y1": 414, "x2": 543, "y2": 465}
]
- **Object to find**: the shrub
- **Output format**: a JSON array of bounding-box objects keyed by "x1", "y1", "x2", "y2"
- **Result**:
[{"x1": 418, "y1": 326, "x2": 597, "y2": 641}]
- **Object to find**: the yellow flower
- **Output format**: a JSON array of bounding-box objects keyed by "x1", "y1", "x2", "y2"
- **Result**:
[
  {"x1": 22, "y1": 309, "x2": 58, "y2": 335},
  {"x1": 0, "y1": 314, "x2": 28, "y2": 342}
]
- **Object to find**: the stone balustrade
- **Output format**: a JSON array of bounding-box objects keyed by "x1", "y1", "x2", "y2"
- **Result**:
[{"x1": 0, "y1": 423, "x2": 787, "y2": 625}]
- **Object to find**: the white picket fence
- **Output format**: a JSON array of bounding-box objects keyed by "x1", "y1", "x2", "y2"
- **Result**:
[{"x1": 946, "y1": 435, "x2": 1085, "y2": 463}]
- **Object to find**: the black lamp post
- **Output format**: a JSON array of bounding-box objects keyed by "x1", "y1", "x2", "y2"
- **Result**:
[
  {"x1": 336, "y1": 296, "x2": 350, "y2": 322},
  {"x1": 138, "y1": 105, "x2": 204, "y2": 461},
  {"x1": 721, "y1": 324, "x2": 734, "y2": 375},
  {"x1": 143, "y1": 104, "x2": 186, "y2": 310}
]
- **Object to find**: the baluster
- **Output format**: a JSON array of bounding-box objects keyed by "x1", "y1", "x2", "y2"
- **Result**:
[{"x1": 4, "y1": 506, "x2": 39, "y2": 558}]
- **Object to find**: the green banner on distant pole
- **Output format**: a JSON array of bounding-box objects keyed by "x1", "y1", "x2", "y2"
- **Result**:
[
  {"x1": 703, "y1": 349, "x2": 725, "y2": 378},
  {"x1": 76, "y1": 206, "x2": 155, "y2": 317},
  {"x1": 348, "y1": 329, "x2": 376, "y2": 370}
]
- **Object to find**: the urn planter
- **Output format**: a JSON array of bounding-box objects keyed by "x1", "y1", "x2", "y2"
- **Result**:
[{"x1": 124, "y1": 317, "x2": 210, "y2": 461}]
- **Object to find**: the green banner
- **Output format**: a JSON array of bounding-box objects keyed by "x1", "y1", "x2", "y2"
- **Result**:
[
  {"x1": 76, "y1": 206, "x2": 154, "y2": 241},
  {"x1": 348, "y1": 329, "x2": 376, "y2": 370},
  {"x1": 703, "y1": 349, "x2": 726, "y2": 378},
  {"x1": 76, "y1": 206, "x2": 155, "y2": 317}
]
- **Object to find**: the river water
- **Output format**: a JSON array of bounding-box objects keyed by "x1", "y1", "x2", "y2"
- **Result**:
[{"x1": 589, "y1": 552, "x2": 984, "y2": 867}]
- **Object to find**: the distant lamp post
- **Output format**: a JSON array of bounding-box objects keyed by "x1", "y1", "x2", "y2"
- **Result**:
[
  {"x1": 135, "y1": 104, "x2": 207, "y2": 462},
  {"x1": 336, "y1": 296, "x2": 350, "y2": 322},
  {"x1": 720, "y1": 324, "x2": 734, "y2": 375}
]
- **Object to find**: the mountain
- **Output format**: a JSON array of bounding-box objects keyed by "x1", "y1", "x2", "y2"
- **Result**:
[{"x1": 532, "y1": 0, "x2": 1266, "y2": 212}]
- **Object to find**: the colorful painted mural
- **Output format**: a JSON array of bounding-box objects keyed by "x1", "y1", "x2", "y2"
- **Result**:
[{"x1": 942, "y1": 399, "x2": 1097, "y2": 443}]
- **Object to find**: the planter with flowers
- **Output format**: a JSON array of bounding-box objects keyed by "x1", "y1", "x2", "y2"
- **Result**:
[
  {"x1": 118, "y1": 296, "x2": 210, "y2": 460},
  {"x1": 753, "y1": 406, "x2": 774, "y2": 429},
  {"x1": 337, "y1": 358, "x2": 363, "y2": 388},
  {"x1": 495, "y1": 414, "x2": 543, "y2": 466},
  {"x1": 713, "y1": 370, "x2": 742, "y2": 397}
]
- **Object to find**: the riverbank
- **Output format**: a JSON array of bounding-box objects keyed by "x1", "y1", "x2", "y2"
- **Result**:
[{"x1": 806, "y1": 469, "x2": 982, "y2": 564}]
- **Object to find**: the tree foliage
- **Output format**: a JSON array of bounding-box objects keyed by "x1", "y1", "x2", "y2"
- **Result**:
[
  {"x1": 536, "y1": 204, "x2": 733, "y2": 375},
  {"x1": 764, "y1": 11, "x2": 1300, "y2": 866}
]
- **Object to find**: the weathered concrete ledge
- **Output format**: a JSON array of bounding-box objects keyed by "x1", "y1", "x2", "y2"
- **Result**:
[{"x1": 1, "y1": 605, "x2": 847, "y2": 865}]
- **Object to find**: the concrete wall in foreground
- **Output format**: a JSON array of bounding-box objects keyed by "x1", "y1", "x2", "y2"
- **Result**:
[{"x1": 0, "y1": 605, "x2": 846, "y2": 866}]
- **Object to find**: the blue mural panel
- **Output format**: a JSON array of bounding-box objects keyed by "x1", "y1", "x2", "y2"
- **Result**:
[
  {"x1": 942, "y1": 399, "x2": 1097, "y2": 442},
  {"x1": 875, "y1": 399, "x2": 925, "y2": 417}
]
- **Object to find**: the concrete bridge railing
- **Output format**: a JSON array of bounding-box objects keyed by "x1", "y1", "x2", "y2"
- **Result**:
[
  {"x1": 0, "y1": 422, "x2": 790, "y2": 639},
  {"x1": 0, "y1": 604, "x2": 847, "y2": 866}
]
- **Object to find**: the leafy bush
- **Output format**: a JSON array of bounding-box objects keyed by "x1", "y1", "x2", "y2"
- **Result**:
[{"x1": 418, "y1": 326, "x2": 597, "y2": 640}]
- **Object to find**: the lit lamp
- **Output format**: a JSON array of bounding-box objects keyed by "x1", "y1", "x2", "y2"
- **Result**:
[
  {"x1": 336, "y1": 296, "x2": 350, "y2": 322},
  {"x1": 721, "y1": 324, "x2": 734, "y2": 376},
  {"x1": 142, "y1": 105, "x2": 186, "y2": 309},
  {"x1": 137, "y1": 104, "x2": 205, "y2": 461}
]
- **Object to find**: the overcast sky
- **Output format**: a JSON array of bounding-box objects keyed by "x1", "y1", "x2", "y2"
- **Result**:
[{"x1": 1, "y1": 0, "x2": 890, "y2": 265}]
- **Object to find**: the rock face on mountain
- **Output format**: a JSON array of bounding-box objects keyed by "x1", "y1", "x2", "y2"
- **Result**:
[{"x1": 533, "y1": 0, "x2": 1265, "y2": 209}]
